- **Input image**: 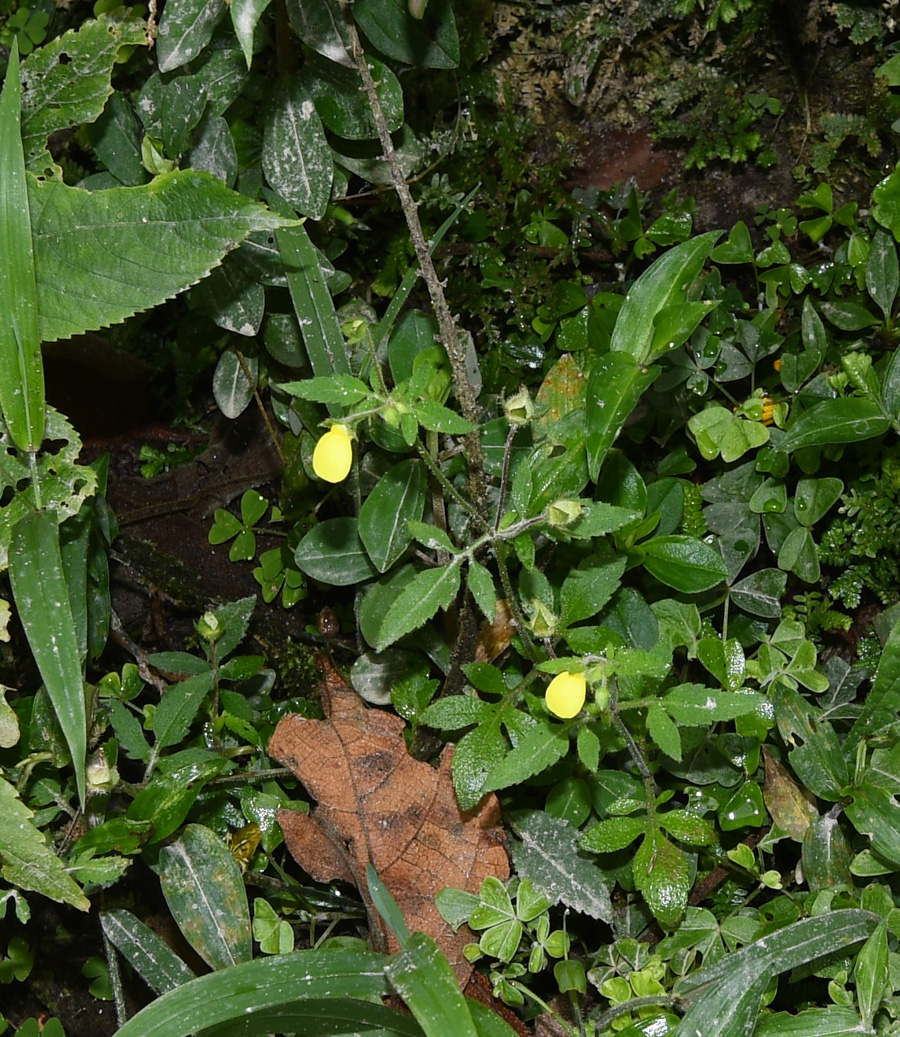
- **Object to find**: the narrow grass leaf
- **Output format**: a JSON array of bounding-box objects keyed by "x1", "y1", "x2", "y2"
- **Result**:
[
  {"x1": 9, "y1": 511, "x2": 86, "y2": 806},
  {"x1": 0, "y1": 42, "x2": 45, "y2": 453},
  {"x1": 385, "y1": 931, "x2": 478, "y2": 1037},
  {"x1": 101, "y1": 909, "x2": 197, "y2": 994}
]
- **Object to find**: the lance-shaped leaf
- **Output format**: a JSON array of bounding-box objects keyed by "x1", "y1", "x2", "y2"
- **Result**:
[
  {"x1": 0, "y1": 43, "x2": 45, "y2": 453},
  {"x1": 31, "y1": 169, "x2": 297, "y2": 343},
  {"x1": 9, "y1": 510, "x2": 87, "y2": 807}
]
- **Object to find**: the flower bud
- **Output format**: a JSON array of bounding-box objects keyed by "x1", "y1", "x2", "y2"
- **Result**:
[
  {"x1": 503, "y1": 388, "x2": 533, "y2": 426},
  {"x1": 545, "y1": 671, "x2": 586, "y2": 719},
  {"x1": 528, "y1": 599, "x2": 558, "y2": 639},
  {"x1": 313, "y1": 424, "x2": 353, "y2": 483},
  {"x1": 197, "y1": 610, "x2": 222, "y2": 643},
  {"x1": 548, "y1": 499, "x2": 583, "y2": 526}
]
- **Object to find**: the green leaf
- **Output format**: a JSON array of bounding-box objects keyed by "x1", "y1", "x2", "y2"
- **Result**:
[
  {"x1": 295, "y1": 517, "x2": 379, "y2": 586},
  {"x1": 675, "y1": 911, "x2": 879, "y2": 1036},
  {"x1": 688, "y1": 405, "x2": 770, "y2": 463},
  {"x1": 779, "y1": 397, "x2": 890, "y2": 452},
  {"x1": 411, "y1": 399, "x2": 475, "y2": 434},
  {"x1": 697, "y1": 636, "x2": 745, "y2": 691},
  {"x1": 359, "y1": 461, "x2": 427, "y2": 572},
  {"x1": 585, "y1": 352, "x2": 660, "y2": 480},
  {"x1": 659, "y1": 809, "x2": 716, "y2": 846},
  {"x1": 641, "y1": 535, "x2": 728, "y2": 593},
  {"x1": 632, "y1": 829, "x2": 689, "y2": 929},
  {"x1": 610, "y1": 232, "x2": 720, "y2": 364},
  {"x1": 647, "y1": 703, "x2": 682, "y2": 761},
  {"x1": 507, "y1": 810, "x2": 613, "y2": 922},
  {"x1": 354, "y1": 0, "x2": 460, "y2": 69},
  {"x1": 375, "y1": 562, "x2": 461, "y2": 650},
  {"x1": 467, "y1": 559, "x2": 497, "y2": 620},
  {"x1": 127, "y1": 757, "x2": 229, "y2": 844},
  {"x1": 159, "y1": 824, "x2": 251, "y2": 970},
  {"x1": 854, "y1": 919, "x2": 888, "y2": 1030},
  {"x1": 212, "y1": 349, "x2": 256, "y2": 419},
  {"x1": 278, "y1": 374, "x2": 371, "y2": 405},
  {"x1": 149, "y1": 672, "x2": 214, "y2": 758},
  {"x1": 366, "y1": 862, "x2": 412, "y2": 949},
  {"x1": 278, "y1": 223, "x2": 352, "y2": 395},
  {"x1": 481, "y1": 719, "x2": 571, "y2": 793},
  {"x1": 106, "y1": 699, "x2": 152, "y2": 764},
  {"x1": 729, "y1": 568, "x2": 786, "y2": 618},
  {"x1": 21, "y1": 15, "x2": 148, "y2": 174},
  {"x1": 9, "y1": 511, "x2": 87, "y2": 806},
  {"x1": 0, "y1": 42, "x2": 44, "y2": 453},
  {"x1": 262, "y1": 78, "x2": 333, "y2": 219},
  {"x1": 579, "y1": 816, "x2": 646, "y2": 854},
  {"x1": 157, "y1": 0, "x2": 227, "y2": 73},
  {"x1": 846, "y1": 615, "x2": 900, "y2": 752},
  {"x1": 300, "y1": 51, "x2": 403, "y2": 139},
  {"x1": 754, "y1": 1006, "x2": 869, "y2": 1037},
  {"x1": 772, "y1": 683, "x2": 848, "y2": 800},
  {"x1": 777, "y1": 526, "x2": 820, "y2": 583},
  {"x1": 286, "y1": 0, "x2": 349, "y2": 63},
  {"x1": 560, "y1": 556, "x2": 626, "y2": 626},
  {"x1": 844, "y1": 780, "x2": 900, "y2": 866},
  {"x1": 866, "y1": 229, "x2": 899, "y2": 319},
  {"x1": 386, "y1": 931, "x2": 478, "y2": 1037},
  {"x1": 801, "y1": 816, "x2": 853, "y2": 893},
  {"x1": 663, "y1": 684, "x2": 766, "y2": 725},
  {"x1": 0, "y1": 775, "x2": 89, "y2": 911},
  {"x1": 109, "y1": 949, "x2": 416, "y2": 1037},
  {"x1": 230, "y1": 0, "x2": 274, "y2": 68},
  {"x1": 194, "y1": 260, "x2": 265, "y2": 336},
  {"x1": 101, "y1": 909, "x2": 197, "y2": 995},
  {"x1": 32, "y1": 170, "x2": 295, "y2": 343}
]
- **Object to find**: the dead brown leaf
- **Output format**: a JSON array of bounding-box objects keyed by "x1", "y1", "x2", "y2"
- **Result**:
[{"x1": 268, "y1": 655, "x2": 510, "y2": 980}]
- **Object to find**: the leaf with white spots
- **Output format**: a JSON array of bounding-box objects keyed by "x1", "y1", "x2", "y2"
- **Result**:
[
  {"x1": 159, "y1": 823, "x2": 251, "y2": 970},
  {"x1": 662, "y1": 683, "x2": 767, "y2": 725},
  {"x1": 262, "y1": 78, "x2": 333, "y2": 219}
]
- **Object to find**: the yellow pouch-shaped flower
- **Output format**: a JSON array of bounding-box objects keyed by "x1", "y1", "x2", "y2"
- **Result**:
[
  {"x1": 545, "y1": 671, "x2": 586, "y2": 719},
  {"x1": 313, "y1": 425, "x2": 353, "y2": 483}
]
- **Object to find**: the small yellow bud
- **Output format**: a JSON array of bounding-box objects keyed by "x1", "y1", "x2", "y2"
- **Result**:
[
  {"x1": 545, "y1": 671, "x2": 586, "y2": 719},
  {"x1": 313, "y1": 425, "x2": 353, "y2": 483}
]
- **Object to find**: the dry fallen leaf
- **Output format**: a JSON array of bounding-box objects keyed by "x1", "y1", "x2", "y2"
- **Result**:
[{"x1": 268, "y1": 654, "x2": 510, "y2": 979}]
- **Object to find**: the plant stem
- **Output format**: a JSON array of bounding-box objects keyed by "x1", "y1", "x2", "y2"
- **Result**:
[{"x1": 343, "y1": 8, "x2": 488, "y2": 514}]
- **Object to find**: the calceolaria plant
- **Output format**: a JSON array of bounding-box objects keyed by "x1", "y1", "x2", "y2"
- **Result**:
[{"x1": 8, "y1": 0, "x2": 900, "y2": 1035}]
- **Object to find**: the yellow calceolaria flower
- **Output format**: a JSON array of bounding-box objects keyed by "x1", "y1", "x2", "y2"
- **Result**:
[
  {"x1": 545, "y1": 671, "x2": 587, "y2": 719},
  {"x1": 313, "y1": 424, "x2": 353, "y2": 483},
  {"x1": 761, "y1": 397, "x2": 776, "y2": 426}
]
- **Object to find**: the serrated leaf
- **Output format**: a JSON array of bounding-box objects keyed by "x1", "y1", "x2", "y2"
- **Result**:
[
  {"x1": 21, "y1": 15, "x2": 148, "y2": 174},
  {"x1": 0, "y1": 775, "x2": 90, "y2": 911},
  {"x1": 658, "y1": 809, "x2": 716, "y2": 846},
  {"x1": 579, "y1": 816, "x2": 646, "y2": 854},
  {"x1": 508, "y1": 810, "x2": 613, "y2": 921},
  {"x1": 278, "y1": 375, "x2": 371, "y2": 404},
  {"x1": 467, "y1": 559, "x2": 496, "y2": 621},
  {"x1": 149, "y1": 671, "x2": 214, "y2": 760},
  {"x1": 482, "y1": 719, "x2": 571, "y2": 793},
  {"x1": 663, "y1": 684, "x2": 765, "y2": 725},
  {"x1": 411, "y1": 399, "x2": 475, "y2": 434},
  {"x1": 647, "y1": 703, "x2": 682, "y2": 761},
  {"x1": 32, "y1": 170, "x2": 295, "y2": 342},
  {"x1": 632, "y1": 829, "x2": 689, "y2": 929},
  {"x1": 375, "y1": 563, "x2": 461, "y2": 650}
]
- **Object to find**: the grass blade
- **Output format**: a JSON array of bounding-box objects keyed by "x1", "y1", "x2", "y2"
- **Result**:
[{"x1": 0, "y1": 41, "x2": 45, "y2": 453}]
